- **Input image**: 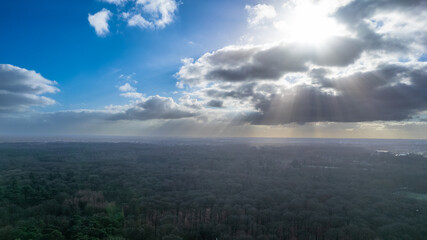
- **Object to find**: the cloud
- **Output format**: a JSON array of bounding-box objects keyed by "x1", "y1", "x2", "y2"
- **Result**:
[
  {"x1": 245, "y1": 4, "x2": 276, "y2": 26},
  {"x1": 206, "y1": 100, "x2": 224, "y2": 108},
  {"x1": 120, "y1": 92, "x2": 144, "y2": 99},
  {"x1": 188, "y1": 62, "x2": 427, "y2": 124},
  {"x1": 0, "y1": 109, "x2": 120, "y2": 136},
  {"x1": 240, "y1": 64, "x2": 427, "y2": 124},
  {"x1": 118, "y1": 82, "x2": 144, "y2": 99},
  {"x1": 112, "y1": 95, "x2": 196, "y2": 120},
  {"x1": 334, "y1": 0, "x2": 427, "y2": 53},
  {"x1": 118, "y1": 83, "x2": 136, "y2": 92},
  {"x1": 0, "y1": 93, "x2": 198, "y2": 135},
  {"x1": 176, "y1": 37, "x2": 364, "y2": 86},
  {"x1": 2, "y1": 109, "x2": 426, "y2": 138},
  {"x1": 173, "y1": 0, "x2": 427, "y2": 127},
  {"x1": 100, "y1": 0, "x2": 127, "y2": 5},
  {"x1": 335, "y1": 0, "x2": 426, "y2": 27},
  {"x1": 125, "y1": 0, "x2": 178, "y2": 29},
  {"x1": 136, "y1": 0, "x2": 178, "y2": 28},
  {"x1": 90, "y1": 0, "x2": 178, "y2": 35},
  {"x1": 5, "y1": 0, "x2": 427, "y2": 138},
  {"x1": 127, "y1": 14, "x2": 154, "y2": 29},
  {"x1": 179, "y1": 95, "x2": 203, "y2": 109},
  {"x1": 0, "y1": 64, "x2": 59, "y2": 113},
  {"x1": 88, "y1": 8, "x2": 112, "y2": 37}
]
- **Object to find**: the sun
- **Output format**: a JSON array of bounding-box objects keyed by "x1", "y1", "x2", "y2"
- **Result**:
[{"x1": 276, "y1": 1, "x2": 348, "y2": 45}]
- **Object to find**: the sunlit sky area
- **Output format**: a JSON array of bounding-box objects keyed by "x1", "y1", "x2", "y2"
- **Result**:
[{"x1": 1, "y1": 0, "x2": 427, "y2": 138}]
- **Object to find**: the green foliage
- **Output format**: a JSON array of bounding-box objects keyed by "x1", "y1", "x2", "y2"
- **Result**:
[
  {"x1": 162, "y1": 234, "x2": 183, "y2": 240},
  {"x1": 45, "y1": 229, "x2": 65, "y2": 240},
  {"x1": 0, "y1": 142, "x2": 426, "y2": 240}
]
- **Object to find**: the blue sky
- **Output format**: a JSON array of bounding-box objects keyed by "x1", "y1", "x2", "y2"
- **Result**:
[
  {"x1": 0, "y1": 0, "x2": 249, "y2": 110},
  {"x1": 1, "y1": 0, "x2": 427, "y2": 138}
]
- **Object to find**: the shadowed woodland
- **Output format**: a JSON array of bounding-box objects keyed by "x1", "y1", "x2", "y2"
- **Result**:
[{"x1": 0, "y1": 142, "x2": 426, "y2": 240}]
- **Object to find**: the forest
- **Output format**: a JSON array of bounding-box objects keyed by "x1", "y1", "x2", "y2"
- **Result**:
[{"x1": 0, "y1": 140, "x2": 426, "y2": 240}]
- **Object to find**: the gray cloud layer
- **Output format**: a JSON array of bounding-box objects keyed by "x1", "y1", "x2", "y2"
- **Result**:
[
  {"x1": 0, "y1": 64, "x2": 59, "y2": 113},
  {"x1": 177, "y1": 37, "x2": 364, "y2": 85},
  {"x1": 206, "y1": 100, "x2": 224, "y2": 108},
  {"x1": 334, "y1": 0, "x2": 427, "y2": 51},
  {"x1": 243, "y1": 65, "x2": 427, "y2": 124},
  {"x1": 112, "y1": 95, "x2": 196, "y2": 120}
]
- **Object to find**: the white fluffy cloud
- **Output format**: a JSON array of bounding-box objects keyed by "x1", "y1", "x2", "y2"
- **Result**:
[
  {"x1": 88, "y1": 8, "x2": 112, "y2": 37},
  {"x1": 118, "y1": 83, "x2": 136, "y2": 92},
  {"x1": 89, "y1": 0, "x2": 178, "y2": 36},
  {"x1": 245, "y1": 4, "x2": 276, "y2": 26},
  {"x1": 120, "y1": 92, "x2": 144, "y2": 99},
  {"x1": 100, "y1": 0, "x2": 127, "y2": 5},
  {"x1": 127, "y1": 14, "x2": 154, "y2": 29},
  {"x1": 0, "y1": 64, "x2": 59, "y2": 113},
  {"x1": 117, "y1": 83, "x2": 144, "y2": 99},
  {"x1": 135, "y1": 0, "x2": 178, "y2": 28}
]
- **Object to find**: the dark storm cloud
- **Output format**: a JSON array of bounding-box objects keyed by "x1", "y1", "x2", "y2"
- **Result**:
[
  {"x1": 177, "y1": 37, "x2": 364, "y2": 85},
  {"x1": 205, "y1": 83, "x2": 258, "y2": 99},
  {"x1": 206, "y1": 100, "x2": 224, "y2": 108},
  {"x1": 112, "y1": 95, "x2": 196, "y2": 120},
  {"x1": 205, "y1": 44, "x2": 308, "y2": 82},
  {"x1": 0, "y1": 64, "x2": 59, "y2": 112},
  {"x1": 242, "y1": 64, "x2": 427, "y2": 124}
]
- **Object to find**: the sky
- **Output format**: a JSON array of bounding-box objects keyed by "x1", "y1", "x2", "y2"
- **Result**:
[{"x1": 0, "y1": 0, "x2": 426, "y2": 139}]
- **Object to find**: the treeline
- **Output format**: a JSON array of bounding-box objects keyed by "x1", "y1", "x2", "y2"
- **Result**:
[{"x1": 0, "y1": 142, "x2": 426, "y2": 239}]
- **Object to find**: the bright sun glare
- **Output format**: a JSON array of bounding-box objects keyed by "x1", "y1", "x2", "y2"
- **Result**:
[{"x1": 277, "y1": 2, "x2": 348, "y2": 45}]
